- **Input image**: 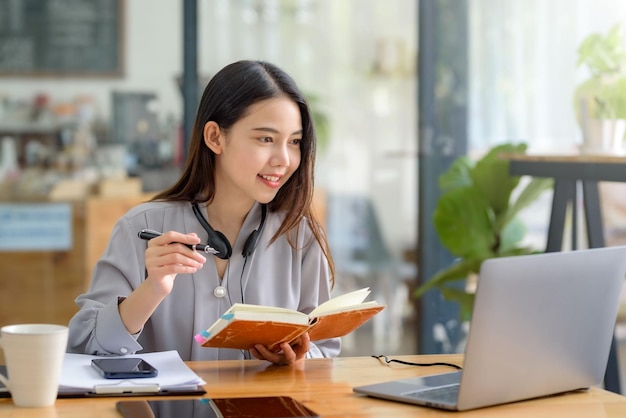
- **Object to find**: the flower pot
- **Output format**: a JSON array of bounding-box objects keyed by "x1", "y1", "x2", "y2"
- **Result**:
[{"x1": 580, "y1": 118, "x2": 626, "y2": 155}]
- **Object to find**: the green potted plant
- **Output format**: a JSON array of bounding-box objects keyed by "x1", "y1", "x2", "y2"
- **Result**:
[
  {"x1": 414, "y1": 143, "x2": 553, "y2": 320},
  {"x1": 574, "y1": 19, "x2": 626, "y2": 154}
]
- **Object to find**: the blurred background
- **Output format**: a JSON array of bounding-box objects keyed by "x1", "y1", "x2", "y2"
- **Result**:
[{"x1": 1, "y1": 0, "x2": 626, "y2": 392}]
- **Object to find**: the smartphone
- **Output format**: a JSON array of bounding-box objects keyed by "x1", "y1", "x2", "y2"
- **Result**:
[
  {"x1": 116, "y1": 397, "x2": 320, "y2": 418},
  {"x1": 91, "y1": 357, "x2": 158, "y2": 379}
]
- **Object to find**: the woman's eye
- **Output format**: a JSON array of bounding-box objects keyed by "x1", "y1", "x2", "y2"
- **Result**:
[
  {"x1": 259, "y1": 136, "x2": 273, "y2": 143},
  {"x1": 290, "y1": 138, "x2": 302, "y2": 146}
]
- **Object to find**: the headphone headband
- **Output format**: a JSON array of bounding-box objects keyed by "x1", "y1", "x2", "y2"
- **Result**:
[{"x1": 191, "y1": 203, "x2": 267, "y2": 260}]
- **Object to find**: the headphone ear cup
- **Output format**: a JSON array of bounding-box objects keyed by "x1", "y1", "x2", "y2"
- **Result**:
[
  {"x1": 192, "y1": 203, "x2": 266, "y2": 260},
  {"x1": 242, "y1": 230, "x2": 259, "y2": 258},
  {"x1": 211, "y1": 230, "x2": 232, "y2": 260},
  {"x1": 192, "y1": 203, "x2": 233, "y2": 259}
]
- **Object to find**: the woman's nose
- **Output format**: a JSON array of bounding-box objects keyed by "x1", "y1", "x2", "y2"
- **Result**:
[{"x1": 271, "y1": 143, "x2": 290, "y2": 167}]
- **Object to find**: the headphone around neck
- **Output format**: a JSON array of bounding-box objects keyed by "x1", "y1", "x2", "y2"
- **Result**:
[{"x1": 191, "y1": 203, "x2": 267, "y2": 260}]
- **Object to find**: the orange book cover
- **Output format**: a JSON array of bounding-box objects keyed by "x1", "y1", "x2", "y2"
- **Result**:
[
  {"x1": 194, "y1": 288, "x2": 384, "y2": 351},
  {"x1": 196, "y1": 319, "x2": 310, "y2": 351},
  {"x1": 306, "y1": 305, "x2": 385, "y2": 342}
]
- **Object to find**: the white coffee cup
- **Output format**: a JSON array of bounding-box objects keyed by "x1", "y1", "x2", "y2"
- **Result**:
[{"x1": 0, "y1": 323, "x2": 68, "y2": 407}]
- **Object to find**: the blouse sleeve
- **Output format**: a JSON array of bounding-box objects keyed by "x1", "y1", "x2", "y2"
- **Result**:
[{"x1": 67, "y1": 216, "x2": 145, "y2": 356}]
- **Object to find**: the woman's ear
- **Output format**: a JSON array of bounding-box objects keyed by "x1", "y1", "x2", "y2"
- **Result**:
[{"x1": 203, "y1": 121, "x2": 223, "y2": 154}]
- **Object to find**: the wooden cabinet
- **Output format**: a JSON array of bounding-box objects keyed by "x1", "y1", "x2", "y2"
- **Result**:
[
  {"x1": 84, "y1": 194, "x2": 154, "y2": 289},
  {"x1": 0, "y1": 194, "x2": 152, "y2": 330},
  {"x1": 0, "y1": 201, "x2": 84, "y2": 329}
]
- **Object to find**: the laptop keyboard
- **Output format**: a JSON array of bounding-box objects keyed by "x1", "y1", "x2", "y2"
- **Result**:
[{"x1": 405, "y1": 384, "x2": 460, "y2": 404}]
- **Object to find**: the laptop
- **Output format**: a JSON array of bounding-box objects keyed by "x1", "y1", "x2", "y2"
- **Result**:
[{"x1": 353, "y1": 246, "x2": 626, "y2": 411}]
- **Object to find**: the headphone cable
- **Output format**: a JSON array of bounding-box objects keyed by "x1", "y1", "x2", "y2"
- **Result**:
[{"x1": 372, "y1": 355, "x2": 462, "y2": 370}]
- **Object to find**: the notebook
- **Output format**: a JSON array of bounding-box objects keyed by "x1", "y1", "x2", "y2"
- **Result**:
[
  {"x1": 353, "y1": 246, "x2": 626, "y2": 411},
  {"x1": 57, "y1": 350, "x2": 206, "y2": 397}
]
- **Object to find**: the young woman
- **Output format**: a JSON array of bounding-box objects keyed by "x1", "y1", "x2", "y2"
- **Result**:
[{"x1": 68, "y1": 60, "x2": 339, "y2": 365}]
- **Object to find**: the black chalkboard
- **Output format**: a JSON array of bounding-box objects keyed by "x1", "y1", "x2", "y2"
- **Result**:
[{"x1": 0, "y1": 0, "x2": 123, "y2": 76}]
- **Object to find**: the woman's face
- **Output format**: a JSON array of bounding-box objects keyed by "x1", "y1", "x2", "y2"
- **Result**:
[{"x1": 212, "y1": 96, "x2": 303, "y2": 205}]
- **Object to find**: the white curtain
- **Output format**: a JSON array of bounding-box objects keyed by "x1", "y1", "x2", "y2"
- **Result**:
[{"x1": 469, "y1": 0, "x2": 626, "y2": 153}]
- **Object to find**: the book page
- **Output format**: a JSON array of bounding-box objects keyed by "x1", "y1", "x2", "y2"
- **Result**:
[
  {"x1": 227, "y1": 303, "x2": 305, "y2": 315},
  {"x1": 229, "y1": 310, "x2": 310, "y2": 325},
  {"x1": 309, "y1": 287, "x2": 374, "y2": 317},
  {"x1": 203, "y1": 304, "x2": 309, "y2": 338},
  {"x1": 310, "y1": 301, "x2": 380, "y2": 318}
]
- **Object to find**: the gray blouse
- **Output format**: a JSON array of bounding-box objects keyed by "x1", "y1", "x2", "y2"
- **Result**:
[{"x1": 67, "y1": 200, "x2": 340, "y2": 361}]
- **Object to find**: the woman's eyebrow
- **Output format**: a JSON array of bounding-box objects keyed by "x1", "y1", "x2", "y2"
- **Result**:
[
  {"x1": 252, "y1": 127, "x2": 279, "y2": 133},
  {"x1": 252, "y1": 127, "x2": 303, "y2": 135}
]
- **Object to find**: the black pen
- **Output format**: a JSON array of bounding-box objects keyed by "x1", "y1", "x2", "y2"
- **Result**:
[{"x1": 137, "y1": 229, "x2": 219, "y2": 254}]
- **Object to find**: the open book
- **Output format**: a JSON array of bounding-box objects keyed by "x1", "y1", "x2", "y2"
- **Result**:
[{"x1": 194, "y1": 287, "x2": 384, "y2": 351}]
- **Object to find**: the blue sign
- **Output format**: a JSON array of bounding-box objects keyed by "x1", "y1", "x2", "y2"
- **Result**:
[{"x1": 0, "y1": 203, "x2": 72, "y2": 251}]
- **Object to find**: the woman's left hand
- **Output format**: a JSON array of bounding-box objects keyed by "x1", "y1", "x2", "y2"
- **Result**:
[{"x1": 249, "y1": 332, "x2": 311, "y2": 366}]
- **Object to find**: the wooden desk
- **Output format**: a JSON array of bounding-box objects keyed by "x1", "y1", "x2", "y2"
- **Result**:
[
  {"x1": 507, "y1": 153, "x2": 626, "y2": 394},
  {"x1": 1, "y1": 355, "x2": 626, "y2": 417}
]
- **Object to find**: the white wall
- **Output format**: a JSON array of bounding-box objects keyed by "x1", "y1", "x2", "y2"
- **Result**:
[{"x1": 0, "y1": 0, "x2": 183, "y2": 122}]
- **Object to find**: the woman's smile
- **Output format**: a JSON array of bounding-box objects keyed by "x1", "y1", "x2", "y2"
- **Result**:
[{"x1": 258, "y1": 173, "x2": 283, "y2": 188}]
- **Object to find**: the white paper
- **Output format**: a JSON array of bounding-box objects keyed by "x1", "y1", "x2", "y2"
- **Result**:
[{"x1": 59, "y1": 350, "x2": 205, "y2": 392}]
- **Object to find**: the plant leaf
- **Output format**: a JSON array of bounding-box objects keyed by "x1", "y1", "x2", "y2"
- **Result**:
[
  {"x1": 440, "y1": 287, "x2": 475, "y2": 322},
  {"x1": 439, "y1": 156, "x2": 474, "y2": 192},
  {"x1": 416, "y1": 141, "x2": 550, "y2": 322},
  {"x1": 498, "y1": 217, "x2": 526, "y2": 254},
  {"x1": 575, "y1": 18, "x2": 626, "y2": 119},
  {"x1": 499, "y1": 177, "x2": 554, "y2": 229},
  {"x1": 471, "y1": 143, "x2": 526, "y2": 216},
  {"x1": 433, "y1": 186, "x2": 495, "y2": 258},
  {"x1": 414, "y1": 257, "x2": 484, "y2": 298}
]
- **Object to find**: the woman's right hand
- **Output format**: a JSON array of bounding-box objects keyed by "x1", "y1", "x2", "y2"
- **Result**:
[
  {"x1": 120, "y1": 231, "x2": 206, "y2": 335},
  {"x1": 144, "y1": 231, "x2": 207, "y2": 296}
]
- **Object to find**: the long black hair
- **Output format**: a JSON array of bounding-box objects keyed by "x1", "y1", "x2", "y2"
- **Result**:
[{"x1": 153, "y1": 60, "x2": 334, "y2": 284}]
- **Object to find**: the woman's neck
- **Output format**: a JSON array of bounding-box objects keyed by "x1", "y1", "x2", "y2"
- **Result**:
[{"x1": 205, "y1": 198, "x2": 254, "y2": 235}]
